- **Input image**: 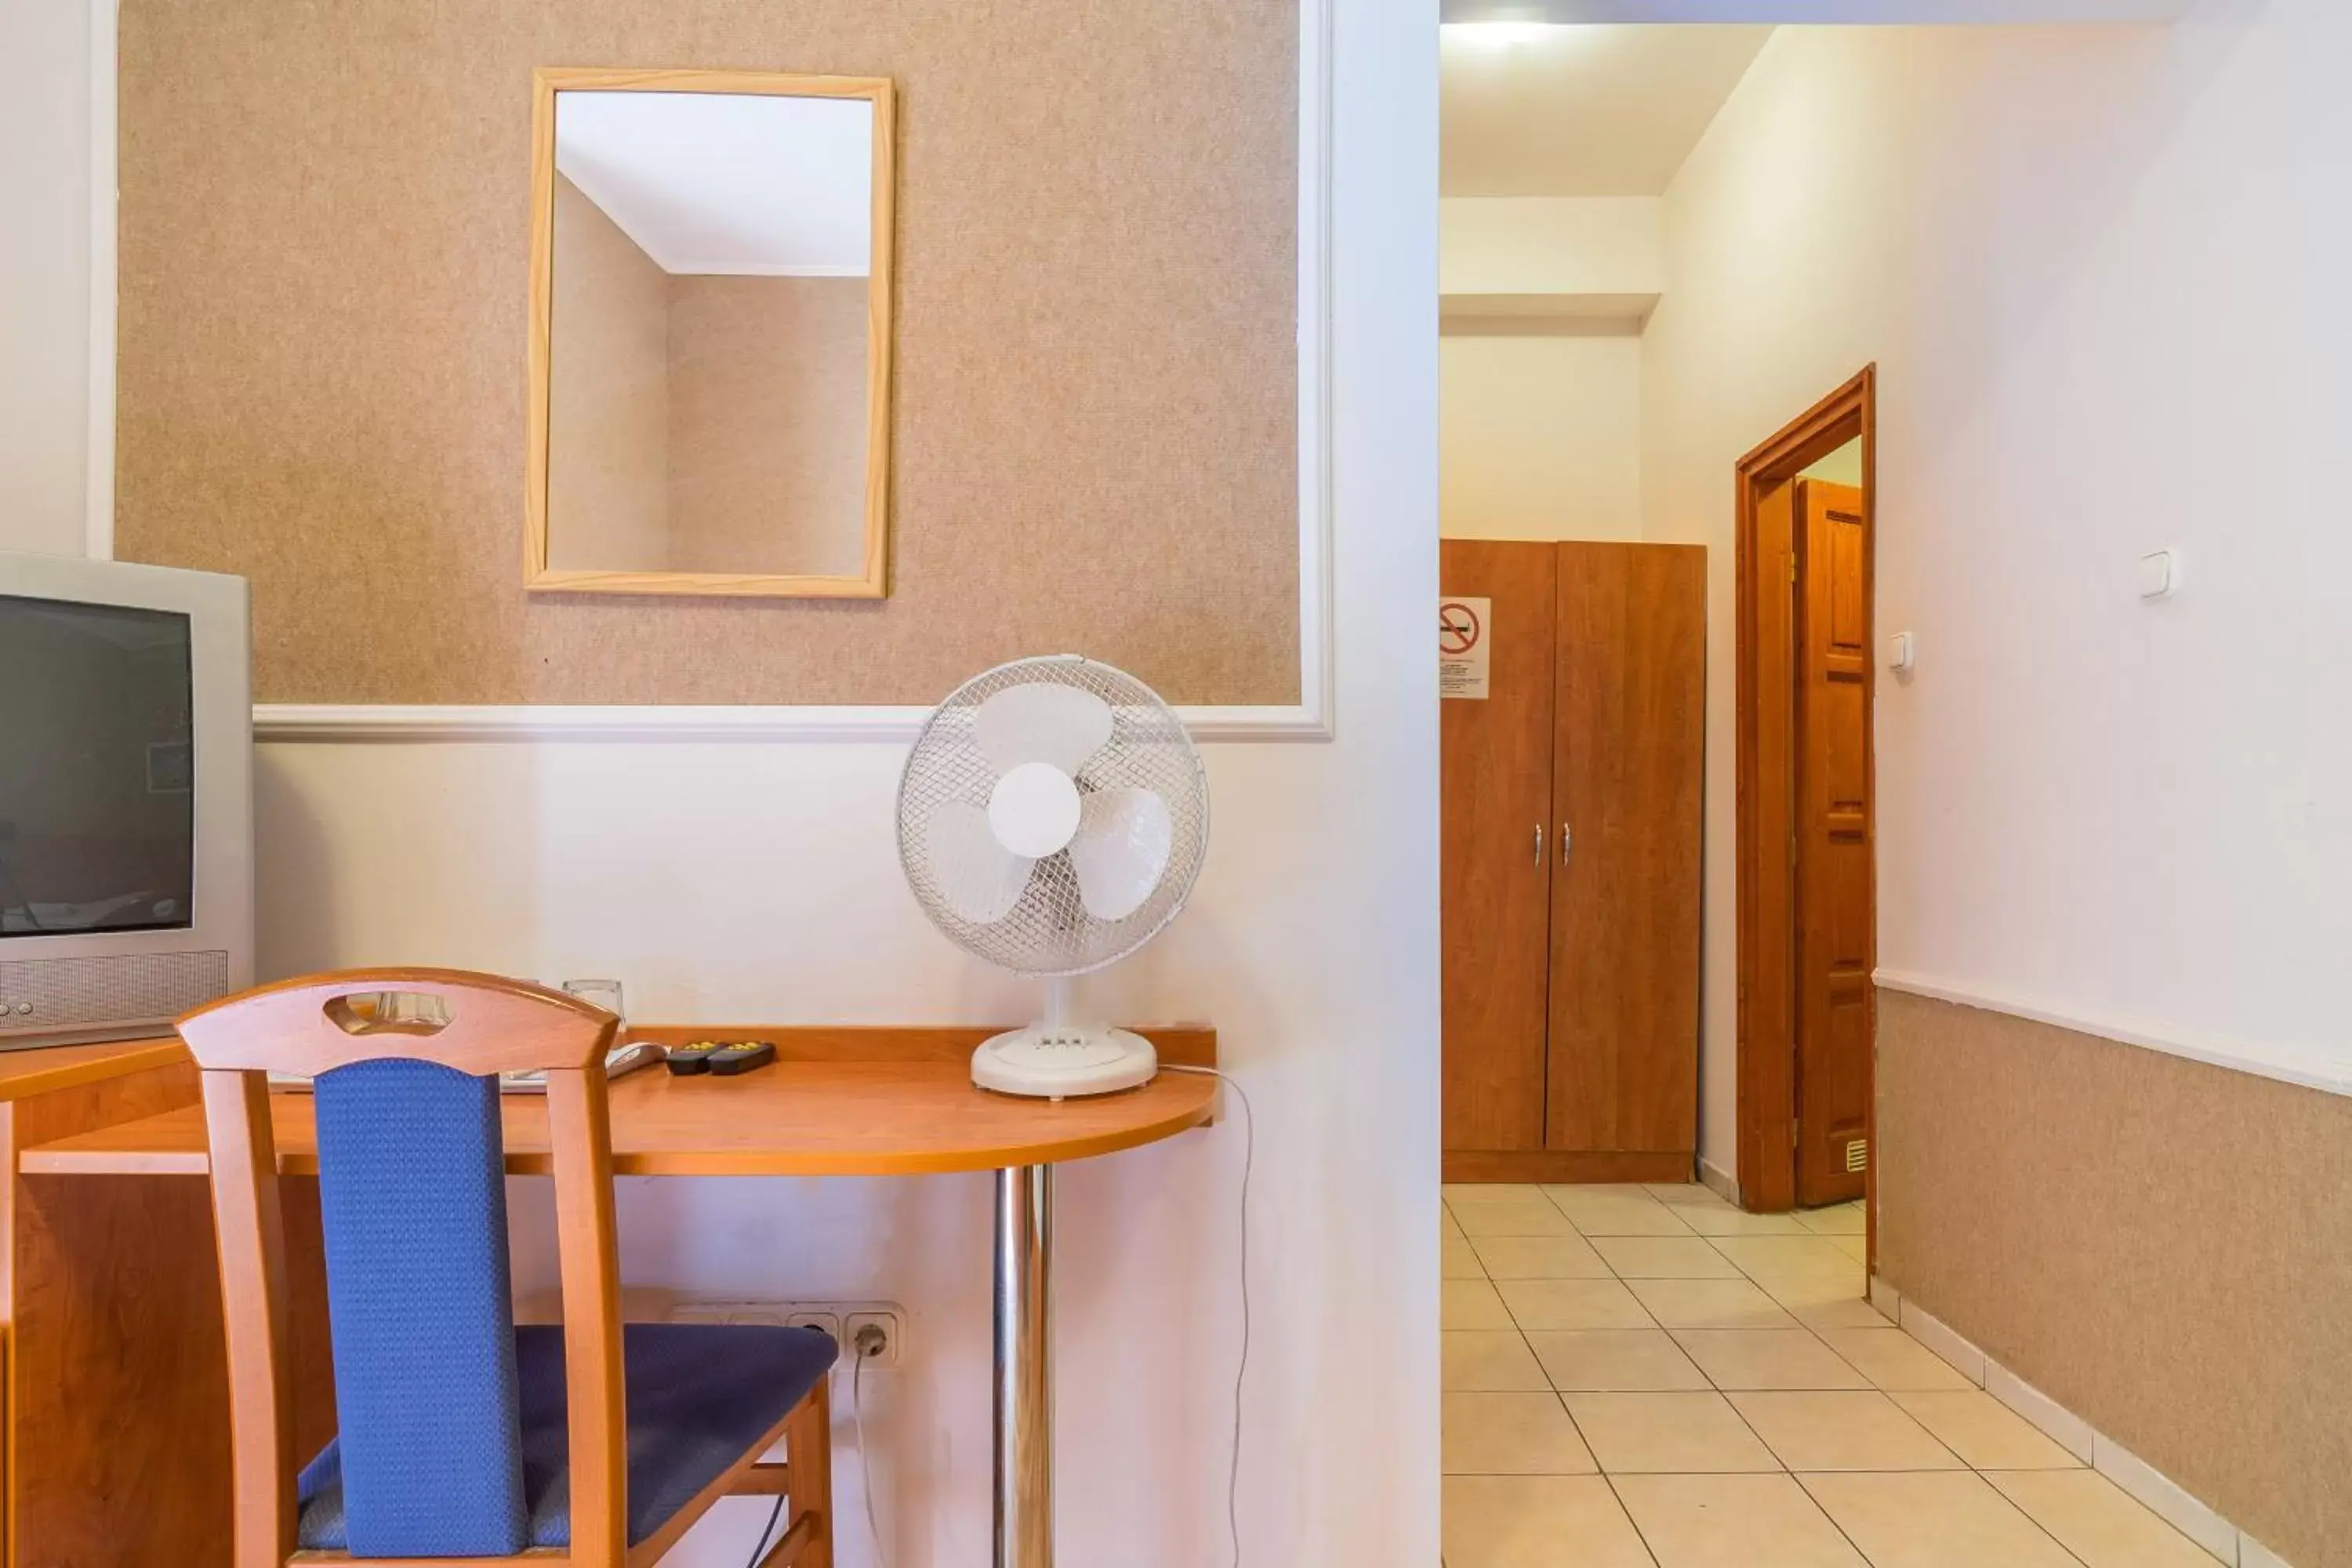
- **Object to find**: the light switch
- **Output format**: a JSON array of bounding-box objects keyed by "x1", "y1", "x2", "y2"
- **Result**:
[
  {"x1": 1886, "y1": 631, "x2": 1915, "y2": 674},
  {"x1": 2139, "y1": 549, "x2": 2180, "y2": 601}
]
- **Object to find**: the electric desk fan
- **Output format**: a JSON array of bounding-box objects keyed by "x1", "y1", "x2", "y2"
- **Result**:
[{"x1": 896, "y1": 655, "x2": 1210, "y2": 1097}]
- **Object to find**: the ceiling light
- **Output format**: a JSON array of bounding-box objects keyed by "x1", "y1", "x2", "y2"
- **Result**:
[{"x1": 1442, "y1": 21, "x2": 1559, "y2": 50}]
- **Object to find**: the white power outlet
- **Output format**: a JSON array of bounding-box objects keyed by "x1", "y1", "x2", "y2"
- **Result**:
[
  {"x1": 669, "y1": 1299, "x2": 905, "y2": 1369},
  {"x1": 844, "y1": 1308, "x2": 904, "y2": 1368}
]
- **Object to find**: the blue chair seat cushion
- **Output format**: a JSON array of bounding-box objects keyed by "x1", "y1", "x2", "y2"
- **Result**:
[{"x1": 296, "y1": 1321, "x2": 837, "y2": 1550}]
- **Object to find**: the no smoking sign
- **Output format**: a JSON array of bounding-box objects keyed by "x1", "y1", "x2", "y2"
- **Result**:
[{"x1": 1439, "y1": 596, "x2": 1490, "y2": 699}]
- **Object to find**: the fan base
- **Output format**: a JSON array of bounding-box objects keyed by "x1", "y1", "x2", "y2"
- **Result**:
[{"x1": 971, "y1": 1025, "x2": 1160, "y2": 1100}]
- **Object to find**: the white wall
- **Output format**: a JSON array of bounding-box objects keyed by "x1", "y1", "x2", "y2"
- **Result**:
[
  {"x1": 0, "y1": 4, "x2": 1439, "y2": 1567},
  {"x1": 1441, "y1": 332, "x2": 1642, "y2": 541},
  {"x1": 0, "y1": 0, "x2": 93, "y2": 559},
  {"x1": 1440, "y1": 196, "x2": 1661, "y2": 299},
  {"x1": 1643, "y1": 6, "x2": 2352, "y2": 1171}
]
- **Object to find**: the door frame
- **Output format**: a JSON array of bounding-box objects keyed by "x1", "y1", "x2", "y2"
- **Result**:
[{"x1": 1734, "y1": 367, "x2": 1878, "y2": 1236}]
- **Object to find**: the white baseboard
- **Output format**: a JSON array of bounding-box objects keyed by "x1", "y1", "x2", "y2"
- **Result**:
[
  {"x1": 1697, "y1": 1157, "x2": 1738, "y2": 1206},
  {"x1": 1882, "y1": 1281, "x2": 2292, "y2": 1566}
]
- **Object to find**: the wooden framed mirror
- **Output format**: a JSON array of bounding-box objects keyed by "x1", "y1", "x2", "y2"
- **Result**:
[{"x1": 525, "y1": 68, "x2": 895, "y2": 598}]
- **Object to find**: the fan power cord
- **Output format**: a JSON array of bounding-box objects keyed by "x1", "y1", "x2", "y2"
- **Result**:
[
  {"x1": 851, "y1": 1320, "x2": 892, "y2": 1568},
  {"x1": 1162, "y1": 1063, "x2": 1254, "y2": 1568},
  {"x1": 744, "y1": 1494, "x2": 785, "y2": 1568},
  {"x1": 742, "y1": 1323, "x2": 890, "y2": 1568}
]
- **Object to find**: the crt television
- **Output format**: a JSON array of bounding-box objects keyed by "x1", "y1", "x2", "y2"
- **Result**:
[{"x1": 0, "y1": 550, "x2": 252, "y2": 1050}]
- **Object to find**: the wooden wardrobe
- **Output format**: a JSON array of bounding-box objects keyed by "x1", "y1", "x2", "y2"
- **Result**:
[{"x1": 1441, "y1": 539, "x2": 1704, "y2": 1185}]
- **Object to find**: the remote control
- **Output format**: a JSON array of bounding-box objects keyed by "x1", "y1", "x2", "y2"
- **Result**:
[
  {"x1": 707, "y1": 1040, "x2": 777, "y2": 1076},
  {"x1": 665, "y1": 1041, "x2": 723, "y2": 1076}
]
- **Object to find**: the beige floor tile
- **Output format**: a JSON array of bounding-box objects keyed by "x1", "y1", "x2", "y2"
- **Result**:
[
  {"x1": 1446, "y1": 1183, "x2": 1546, "y2": 1206},
  {"x1": 1497, "y1": 1276, "x2": 1655, "y2": 1331},
  {"x1": 1564, "y1": 1392, "x2": 1783, "y2": 1475},
  {"x1": 1443, "y1": 1475, "x2": 1655, "y2": 1568},
  {"x1": 1671, "y1": 1329, "x2": 1871, "y2": 1391},
  {"x1": 1613, "y1": 1473, "x2": 1867, "y2": 1567},
  {"x1": 1445, "y1": 1276, "x2": 1518, "y2": 1331},
  {"x1": 1728, "y1": 1392, "x2": 1964, "y2": 1472},
  {"x1": 1527, "y1": 1329, "x2": 1711, "y2": 1392},
  {"x1": 1444, "y1": 1229, "x2": 1487, "y2": 1279},
  {"x1": 1628, "y1": 1277, "x2": 1800, "y2": 1330},
  {"x1": 1811, "y1": 1328, "x2": 1974, "y2": 1390},
  {"x1": 1890, "y1": 1389, "x2": 2083, "y2": 1470},
  {"x1": 1799, "y1": 1472, "x2": 2081, "y2": 1568},
  {"x1": 1443, "y1": 1204, "x2": 1465, "y2": 1237},
  {"x1": 1986, "y1": 1469, "x2": 2220, "y2": 1567},
  {"x1": 1591, "y1": 1236, "x2": 1743, "y2": 1279},
  {"x1": 1444, "y1": 1330, "x2": 1552, "y2": 1392},
  {"x1": 1645, "y1": 1182, "x2": 1730, "y2": 1207},
  {"x1": 1672, "y1": 1204, "x2": 1813, "y2": 1237},
  {"x1": 1829, "y1": 1233, "x2": 1869, "y2": 1264},
  {"x1": 1795, "y1": 1202, "x2": 1867, "y2": 1236},
  {"x1": 1472, "y1": 1234, "x2": 1615, "y2": 1279},
  {"x1": 1709, "y1": 1236, "x2": 1862, "y2": 1281},
  {"x1": 1454, "y1": 1197, "x2": 1581, "y2": 1237},
  {"x1": 1759, "y1": 1273, "x2": 1880, "y2": 1328},
  {"x1": 1442, "y1": 1391, "x2": 1596, "y2": 1476},
  {"x1": 1545, "y1": 1182, "x2": 1664, "y2": 1200},
  {"x1": 1548, "y1": 1191, "x2": 1697, "y2": 1236}
]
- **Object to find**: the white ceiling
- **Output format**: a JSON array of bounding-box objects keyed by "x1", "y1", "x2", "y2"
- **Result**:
[
  {"x1": 1442, "y1": 2, "x2": 2187, "y2": 16},
  {"x1": 555, "y1": 92, "x2": 874, "y2": 276},
  {"x1": 1442, "y1": 24, "x2": 1773, "y2": 198}
]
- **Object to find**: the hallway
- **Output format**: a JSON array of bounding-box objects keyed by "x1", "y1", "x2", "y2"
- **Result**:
[{"x1": 1442, "y1": 1182, "x2": 2219, "y2": 1566}]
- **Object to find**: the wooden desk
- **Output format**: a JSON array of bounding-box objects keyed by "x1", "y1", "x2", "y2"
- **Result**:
[
  {"x1": 1, "y1": 1036, "x2": 213, "y2": 1568},
  {"x1": 23, "y1": 1029, "x2": 1219, "y2": 1179},
  {"x1": 7, "y1": 1025, "x2": 1218, "y2": 1568}
]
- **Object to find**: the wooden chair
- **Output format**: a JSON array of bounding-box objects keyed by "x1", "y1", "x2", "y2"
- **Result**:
[{"x1": 180, "y1": 967, "x2": 836, "y2": 1567}]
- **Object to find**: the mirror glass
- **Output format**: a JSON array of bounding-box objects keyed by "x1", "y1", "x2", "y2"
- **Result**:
[{"x1": 533, "y1": 77, "x2": 891, "y2": 596}]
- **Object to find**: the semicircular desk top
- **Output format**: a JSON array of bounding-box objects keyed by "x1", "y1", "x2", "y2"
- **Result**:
[{"x1": 16, "y1": 1025, "x2": 1219, "y2": 1179}]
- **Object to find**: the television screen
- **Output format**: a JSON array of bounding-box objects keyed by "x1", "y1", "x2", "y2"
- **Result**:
[{"x1": 0, "y1": 595, "x2": 195, "y2": 938}]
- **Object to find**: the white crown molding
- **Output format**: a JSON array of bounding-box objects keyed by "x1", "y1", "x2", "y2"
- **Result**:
[
  {"x1": 662, "y1": 262, "x2": 869, "y2": 278},
  {"x1": 1875, "y1": 968, "x2": 2352, "y2": 1100},
  {"x1": 92, "y1": 0, "x2": 1339, "y2": 744},
  {"x1": 251, "y1": 701, "x2": 1333, "y2": 744}
]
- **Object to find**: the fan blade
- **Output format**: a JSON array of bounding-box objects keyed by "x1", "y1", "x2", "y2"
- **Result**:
[
  {"x1": 927, "y1": 801, "x2": 1035, "y2": 924},
  {"x1": 976, "y1": 682, "x2": 1114, "y2": 775},
  {"x1": 1068, "y1": 788, "x2": 1174, "y2": 922}
]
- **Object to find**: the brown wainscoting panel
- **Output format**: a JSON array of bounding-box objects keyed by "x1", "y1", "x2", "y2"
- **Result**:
[
  {"x1": 114, "y1": 0, "x2": 1298, "y2": 706},
  {"x1": 1877, "y1": 989, "x2": 2352, "y2": 1568},
  {"x1": 1443, "y1": 1150, "x2": 1693, "y2": 1185}
]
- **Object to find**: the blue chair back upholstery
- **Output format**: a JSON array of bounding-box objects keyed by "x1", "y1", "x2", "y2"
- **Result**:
[{"x1": 311, "y1": 1058, "x2": 528, "y2": 1556}]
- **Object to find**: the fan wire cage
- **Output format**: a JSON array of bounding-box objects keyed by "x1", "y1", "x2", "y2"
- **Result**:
[{"x1": 896, "y1": 656, "x2": 1210, "y2": 976}]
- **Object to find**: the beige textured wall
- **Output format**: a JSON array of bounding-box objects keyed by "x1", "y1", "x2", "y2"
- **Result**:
[
  {"x1": 547, "y1": 176, "x2": 673, "y2": 573},
  {"x1": 1877, "y1": 989, "x2": 2352, "y2": 1568},
  {"x1": 666, "y1": 274, "x2": 869, "y2": 578},
  {"x1": 112, "y1": 0, "x2": 1297, "y2": 705}
]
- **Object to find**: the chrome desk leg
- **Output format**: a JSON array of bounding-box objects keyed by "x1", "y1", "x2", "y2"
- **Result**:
[{"x1": 995, "y1": 1163, "x2": 1053, "y2": 1567}]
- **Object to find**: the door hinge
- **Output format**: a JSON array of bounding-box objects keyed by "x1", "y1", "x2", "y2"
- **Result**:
[{"x1": 1789, "y1": 556, "x2": 1798, "y2": 586}]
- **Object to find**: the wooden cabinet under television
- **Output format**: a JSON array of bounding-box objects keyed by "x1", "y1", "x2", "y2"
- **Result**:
[{"x1": 1441, "y1": 539, "x2": 1704, "y2": 1184}]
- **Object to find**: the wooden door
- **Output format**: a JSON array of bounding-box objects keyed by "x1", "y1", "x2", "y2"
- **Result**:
[
  {"x1": 1441, "y1": 541, "x2": 1558, "y2": 1157},
  {"x1": 1794, "y1": 481, "x2": 1873, "y2": 1204},
  {"x1": 1744, "y1": 481, "x2": 1802, "y2": 1185},
  {"x1": 1547, "y1": 543, "x2": 1704, "y2": 1163}
]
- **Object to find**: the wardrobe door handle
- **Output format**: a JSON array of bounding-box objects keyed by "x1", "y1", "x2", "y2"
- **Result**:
[
  {"x1": 1534, "y1": 824, "x2": 1544, "y2": 866},
  {"x1": 1560, "y1": 825, "x2": 1572, "y2": 866}
]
